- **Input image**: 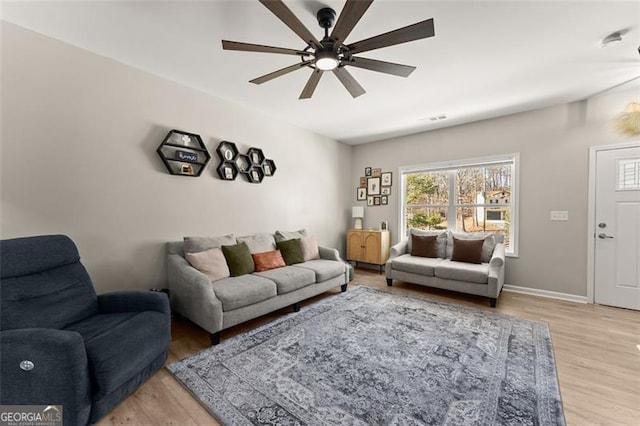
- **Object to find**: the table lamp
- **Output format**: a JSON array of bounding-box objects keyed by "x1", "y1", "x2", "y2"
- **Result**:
[{"x1": 352, "y1": 206, "x2": 364, "y2": 230}]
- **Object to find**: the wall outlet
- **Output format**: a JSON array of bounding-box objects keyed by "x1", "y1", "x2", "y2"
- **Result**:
[{"x1": 550, "y1": 211, "x2": 569, "y2": 221}]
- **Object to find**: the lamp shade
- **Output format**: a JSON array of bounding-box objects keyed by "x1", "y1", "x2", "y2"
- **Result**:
[{"x1": 352, "y1": 206, "x2": 364, "y2": 218}]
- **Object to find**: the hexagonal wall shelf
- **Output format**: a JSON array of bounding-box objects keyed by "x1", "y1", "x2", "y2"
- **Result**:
[
  {"x1": 216, "y1": 141, "x2": 239, "y2": 162},
  {"x1": 246, "y1": 166, "x2": 265, "y2": 184},
  {"x1": 157, "y1": 129, "x2": 211, "y2": 177},
  {"x1": 247, "y1": 147, "x2": 265, "y2": 166},
  {"x1": 263, "y1": 159, "x2": 277, "y2": 177},
  {"x1": 235, "y1": 154, "x2": 251, "y2": 174},
  {"x1": 217, "y1": 161, "x2": 239, "y2": 181}
]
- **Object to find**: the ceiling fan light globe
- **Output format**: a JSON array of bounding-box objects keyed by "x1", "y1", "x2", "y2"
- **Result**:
[{"x1": 316, "y1": 56, "x2": 339, "y2": 71}]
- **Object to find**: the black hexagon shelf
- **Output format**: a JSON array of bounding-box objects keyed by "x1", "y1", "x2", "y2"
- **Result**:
[
  {"x1": 157, "y1": 129, "x2": 211, "y2": 177},
  {"x1": 217, "y1": 161, "x2": 239, "y2": 181},
  {"x1": 246, "y1": 166, "x2": 265, "y2": 184},
  {"x1": 216, "y1": 141, "x2": 239, "y2": 162},
  {"x1": 247, "y1": 147, "x2": 265, "y2": 166},
  {"x1": 262, "y1": 159, "x2": 277, "y2": 177}
]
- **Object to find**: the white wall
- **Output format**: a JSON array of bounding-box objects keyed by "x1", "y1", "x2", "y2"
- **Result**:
[
  {"x1": 1, "y1": 23, "x2": 352, "y2": 292},
  {"x1": 350, "y1": 86, "x2": 639, "y2": 297}
]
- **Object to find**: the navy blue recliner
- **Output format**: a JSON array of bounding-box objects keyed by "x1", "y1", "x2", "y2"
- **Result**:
[{"x1": 0, "y1": 235, "x2": 171, "y2": 425}]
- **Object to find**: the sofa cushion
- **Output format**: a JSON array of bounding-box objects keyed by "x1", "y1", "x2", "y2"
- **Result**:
[
  {"x1": 408, "y1": 229, "x2": 447, "y2": 258},
  {"x1": 211, "y1": 275, "x2": 277, "y2": 311},
  {"x1": 435, "y1": 259, "x2": 489, "y2": 284},
  {"x1": 255, "y1": 266, "x2": 315, "y2": 294},
  {"x1": 237, "y1": 233, "x2": 277, "y2": 254},
  {"x1": 252, "y1": 250, "x2": 286, "y2": 272},
  {"x1": 222, "y1": 242, "x2": 255, "y2": 276},
  {"x1": 65, "y1": 311, "x2": 169, "y2": 396},
  {"x1": 274, "y1": 229, "x2": 306, "y2": 242},
  {"x1": 184, "y1": 234, "x2": 236, "y2": 253},
  {"x1": 411, "y1": 234, "x2": 438, "y2": 258},
  {"x1": 300, "y1": 235, "x2": 320, "y2": 261},
  {"x1": 451, "y1": 237, "x2": 484, "y2": 264},
  {"x1": 391, "y1": 254, "x2": 442, "y2": 276},
  {"x1": 446, "y1": 232, "x2": 496, "y2": 263},
  {"x1": 185, "y1": 247, "x2": 230, "y2": 282},
  {"x1": 276, "y1": 239, "x2": 305, "y2": 265},
  {"x1": 295, "y1": 259, "x2": 346, "y2": 282}
]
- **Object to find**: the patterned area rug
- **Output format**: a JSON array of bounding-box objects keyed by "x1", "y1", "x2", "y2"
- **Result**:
[{"x1": 168, "y1": 286, "x2": 565, "y2": 425}]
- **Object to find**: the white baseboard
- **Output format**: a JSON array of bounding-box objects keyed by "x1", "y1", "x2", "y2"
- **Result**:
[{"x1": 502, "y1": 284, "x2": 588, "y2": 304}]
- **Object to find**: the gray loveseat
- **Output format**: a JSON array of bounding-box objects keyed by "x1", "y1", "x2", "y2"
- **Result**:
[
  {"x1": 385, "y1": 229, "x2": 506, "y2": 307},
  {"x1": 167, "y1": 230, "x2": 348, "y2": 345}
]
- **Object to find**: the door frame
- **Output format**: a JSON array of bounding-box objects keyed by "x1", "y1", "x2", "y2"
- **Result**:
[{"x1": 586, "y1": 141, "x2": 640, "y2": 303}]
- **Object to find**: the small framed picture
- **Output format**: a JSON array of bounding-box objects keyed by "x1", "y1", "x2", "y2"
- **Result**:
[
  {"x1": 381, "y1": 187, "x2": 391, "y2": 195},
  {"x1": 359, "y1": 177, "x2": 367, "y2": 187},
  {"x1": 372, "y1": 168, "x2": 382, "y2": 177},
  {"x1": 381, "y1": 172, "x2": 392, "y2": 186},
  {"x1": 381, "y1": 195, "x2": 388, "y2": 205},
  {"x1": 365, "y1": 167, "x2": 372, "y2": 177},
  {"x1": 367, "y1": 177, "x2": 381, "y2": 195},
  {"x1": 357, "y1": 187, "x2": 366, "y2": 201},
  {"x1": 224, "y1": 166, "x2": 233, "y2": 180},
  {"x1": 367, "y1": 196, "x2": 374, "y2": 206},
  {"x1": 374, "y1": 196, "x2": 381, "y2": 206}
]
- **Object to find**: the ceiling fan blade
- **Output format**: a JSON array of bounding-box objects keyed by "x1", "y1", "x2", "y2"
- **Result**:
[
  {"x1": 330, "y1": 0, "x2": 373, "y2": 45},
  {"x1": 299, "y1": 69, "x2": 324, "y2": 99},
  {"x1": 347, "y1": 18, "x2": 434, "y2": 55},
  {"x1": 259, "y1": 0, "x2": 321, "y2": 49},
  {"x1": 250, "y1": 61, "x2": 313, "y2": 85},
  {"x1": 222, "y1": 40, "x2": 307, "y2": 56},
  {"x1": 347, "y1": 56, "x2": 416, "y2": 77},
  {"x1": 332, "y1": 67, "x2": 365, "y2": 98}
]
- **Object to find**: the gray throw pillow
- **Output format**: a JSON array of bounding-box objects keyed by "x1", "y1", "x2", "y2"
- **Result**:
[
  {"x1": 274, "y1": 229, "x2": 307, "y2": 242},
  {"x1": 276, "y1": 239, "x2": 305, "y2": 265},
  {"x1": 237, "y1": 233, "x2": 277, "y2": 254},
  {"x1": 221, "y1": 242, "x2": 255, "y2": 276},
  {"x1": 184, "y1": 234, "x2": 236, "y2": 253}
]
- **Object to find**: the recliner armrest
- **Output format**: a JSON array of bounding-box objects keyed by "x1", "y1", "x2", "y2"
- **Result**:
[
  {"x1": 0, "y1": 328, "x2": 92, "y2": 426},
  {"x1": 98, "y1": 291, "x2": 170, "y2": 316},
  {"x1": 318, "y1": 246, "x2": 341, "y2": 261}
]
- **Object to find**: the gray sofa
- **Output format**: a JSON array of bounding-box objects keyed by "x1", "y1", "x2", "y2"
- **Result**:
[
  {"x1": 385, "y1": 229, "x2": 506, "y2": 307},
  {"x1": 167, "y1": 231, "x2": 348, "y2": 345}
]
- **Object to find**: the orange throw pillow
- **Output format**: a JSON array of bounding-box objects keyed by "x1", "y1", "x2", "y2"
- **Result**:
[{"x1": 252, "y1": 250, "x2": 286, "y2": 272}]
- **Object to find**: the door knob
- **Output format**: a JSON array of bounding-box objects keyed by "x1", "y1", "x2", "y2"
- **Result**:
[{"x1": 597, "y1": 233, "x2": 614, "y2": 239}]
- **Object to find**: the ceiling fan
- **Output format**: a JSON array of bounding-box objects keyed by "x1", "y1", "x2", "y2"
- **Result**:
[{"x1": 221, "y1": 0, "x2": 435, "y2": 99}]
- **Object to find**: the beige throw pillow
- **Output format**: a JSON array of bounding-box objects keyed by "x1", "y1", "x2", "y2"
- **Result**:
[
  {"x1": 185, "y1": 247, "x2": 230, "y2": 282},
  {"x1": 300, "y1": 235, "x2": 320, "y2": 261}
]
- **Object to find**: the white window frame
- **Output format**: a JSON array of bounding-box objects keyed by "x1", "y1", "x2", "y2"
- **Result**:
[{"x1": 398, "y1": 153, "x2": 520, "y2": 257}]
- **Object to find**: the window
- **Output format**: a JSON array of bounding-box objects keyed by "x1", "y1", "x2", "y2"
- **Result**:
[
  {"x1": 617, "y1": 158, "x2": 640, "y2": 190},
  {"x1": 400, "y1": 154, "x2": 519, "y2": 256}
]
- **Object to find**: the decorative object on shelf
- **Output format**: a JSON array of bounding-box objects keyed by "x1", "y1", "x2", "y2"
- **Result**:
[
  {"x1": 357, "y1": 187, "x2": 366, "y2": 201},
  {"x1": 372, "y1": 168, "x2": 382, "y2": 177},
  {"x1": 365, "y1": 167, "x2": 372, "y2": 177},
  {"x1": 157, "y1": 129, "x2": 211, "y2": 177},
  {"x1": 380, "y1": 220, "x2": 388, "y2": 230},
  {"x1": 381, "y1": 172, "x2": 392, "y2": 186},
  {"x1": 367, "y1": 177, "x2": 381, "y2": 195},
  {"x1": 216, "y1": 142, "x2": 275, "y2": 183},
  {"x1": 352, "y1": 206, "x2": 364, "y2": 230},
  {"x1": 614, "y1": 102, "x2": 640, "y2": 136}
]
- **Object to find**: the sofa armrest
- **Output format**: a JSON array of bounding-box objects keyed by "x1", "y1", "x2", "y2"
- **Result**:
[
  {"x1": 389, "y1": 239, "x2": 408, "y2": 260},
  {"x1": 0, "y1": 328, "x2": 92, "y2": 425},
  {"x1": 167, "y1": 253, "x2": 223, "y2": 334},
  {"x1": 98, "y1": 291, "x2": 170, "y2": 316},
  {"x1": 318, "y1": 245, "x2": 341, "y2": 261},
  {"x1": 488, "y1": 243, "x2": 506, "y2": 297}
]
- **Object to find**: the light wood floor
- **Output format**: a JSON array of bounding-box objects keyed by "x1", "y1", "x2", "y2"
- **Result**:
[{"x1": 97, "y1": 269, "x2": 640, "y2": 425}]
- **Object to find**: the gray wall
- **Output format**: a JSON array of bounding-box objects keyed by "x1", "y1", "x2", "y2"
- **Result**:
[
  {"x1": 1, "y1": 23, "x2": 352, "y2": 292},
  {"x1": 350, "y1": 88, "x2": 638, "y2": 297}
]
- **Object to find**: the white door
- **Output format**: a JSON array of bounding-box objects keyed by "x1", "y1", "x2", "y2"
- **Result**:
[{"x1": 594, "y1": 145, "x2": 640, "y2": 310}]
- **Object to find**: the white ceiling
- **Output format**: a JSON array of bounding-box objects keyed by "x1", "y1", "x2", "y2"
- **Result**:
[{"x1": 3, "y1": 1, "x2": 639, "y2": 144}]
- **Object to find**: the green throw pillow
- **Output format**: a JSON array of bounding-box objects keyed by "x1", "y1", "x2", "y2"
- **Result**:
[
  {"x1": 222, "y1": 242, "x2": 255, "y2": 276},
  {"x1": 276, "y1": 238, "x2": 305, "y2": 265}
]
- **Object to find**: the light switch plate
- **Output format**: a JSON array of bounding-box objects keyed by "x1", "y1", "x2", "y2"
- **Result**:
[{"x1": 550, "y1": 211, "x2": 569, "y2": 221}]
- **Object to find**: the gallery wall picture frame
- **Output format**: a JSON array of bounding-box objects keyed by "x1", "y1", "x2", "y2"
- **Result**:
[
  {"x1": 374, "y1": 196, "x2": 381, "y2": 205},
  {"x1": 359, "y1": 177, "x2": 367, "y2": 187},
  {"x1": 367, "y1": 196, "x2": 374, "y2": 206},
  {"x1": 381, "y1": 195, "x2": 388, "y2": 205},
  {"x1": 381, "y1": 187, "x2": 391, "y2": 195},
  {"x1": 357, "y1": 187, "x2": 366, "y2": 201},
  {"x1": 365, "y1": 167, "x2": 372, "y2": 177},
  {"x1": 381, "y1": 172, "x2": 392, "y2": 186},
  {"x1": 367, "y1": 177, "x2": 381, "y2": 195},
  {"x1": 372, "y1": 168, "x2": 382, "y2": 177}
]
